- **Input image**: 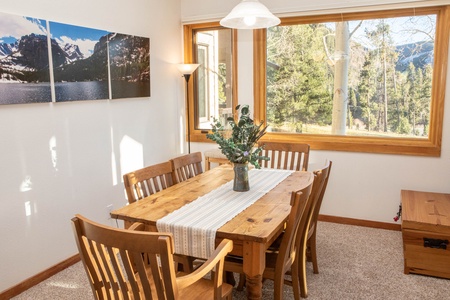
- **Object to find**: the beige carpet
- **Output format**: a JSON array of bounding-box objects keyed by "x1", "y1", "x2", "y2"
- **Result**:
[{"x1": 11, "y1": 222, "x2": 450, "y2": 299}]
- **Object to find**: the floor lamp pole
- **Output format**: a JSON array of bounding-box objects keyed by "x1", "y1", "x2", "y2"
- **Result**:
[
  {"x1": 176, "y1": 63, "x2": 199, "y2": 154},
  {"x1": 183, "y1": 74, "x2": 191, "y2": 154}
]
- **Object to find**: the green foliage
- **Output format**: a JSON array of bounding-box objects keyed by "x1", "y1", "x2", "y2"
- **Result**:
[
  {"x1": 218, "y1": 63, "x2": 227, "y2": 106},
  {"x1": 397, "y1": 115, "x2": 412, "y2": 134},
  {"x1": 265, "y1": 17, "x2": 434, "y2": 138},
  {"x1": 267, "y1": 24, "x2": 335, "y2": 131},
  {"x1": 206, "y1": 105, "x2": 269, "y2": 168}
]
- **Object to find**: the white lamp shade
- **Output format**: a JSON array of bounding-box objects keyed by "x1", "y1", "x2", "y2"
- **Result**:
[
  {"x1": 176, "y1": 63, "x2": 200, "y2": 75},
  {"x1": 220, "y1": 0, "x2": 280, "y2": 30}
]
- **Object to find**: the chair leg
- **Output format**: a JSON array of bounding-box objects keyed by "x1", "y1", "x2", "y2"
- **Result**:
[
  {"x1": 273, "y1": 273, "x2": 285, "y2": 300},
  {"x1": 237, "y1": 273, "x2": 246, "y2": 291},
  {"x1": 309, "y1": 232, "x2": 319, "y2": 274},
  {"x1": 225, "y1": 271, "x2": 236, "y2": 287},
  {"x1": 175, "y1": 255, "x2": 195, "y2": 273},
  {"x1": 299, "y1": 243, "x2": 309, "y2": 298},
  {"x1": 291, "y1": 258, "x2": 302, "y2": 299}
]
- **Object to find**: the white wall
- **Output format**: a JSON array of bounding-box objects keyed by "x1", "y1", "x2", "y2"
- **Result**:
[
  {"x1": 185, "y1": 0, "x2": 450, "y2": 224},
  {"x1": 0, "y1": 0, "x2": 183, "y2": 292}
]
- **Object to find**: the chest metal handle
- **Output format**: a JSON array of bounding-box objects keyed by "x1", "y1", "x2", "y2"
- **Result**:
[{"x1": 423, "y1": 238, "x2": 449, "y2": 250}]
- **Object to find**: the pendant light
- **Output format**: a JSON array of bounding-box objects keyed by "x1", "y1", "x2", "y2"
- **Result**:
[{"x1": 220, "y1": 0, "x2": 280, "y2": 29}]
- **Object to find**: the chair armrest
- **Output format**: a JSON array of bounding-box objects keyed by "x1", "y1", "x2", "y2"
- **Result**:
[
  {"x1": 176, "y1": 239, "x2": 233, "y2": 290},
  {"x1": 128, "y1": 222, "x2": 145, "y2": 231}
]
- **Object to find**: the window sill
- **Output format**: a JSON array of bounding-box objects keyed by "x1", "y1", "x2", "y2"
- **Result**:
[{"x1": 190, "y1": 131, "x2": 440, "y2": 156}]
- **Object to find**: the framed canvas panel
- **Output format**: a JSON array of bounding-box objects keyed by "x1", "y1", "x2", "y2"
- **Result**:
[
  {"x1": 49, "y1": 22, "x2": 110, "y2": 102},
  {"x1": 109, "y1": 33, "x2": 150, "y2": 99},
  {"x1": 0, "y1": 12, "x2": 51, "y2": 104}
]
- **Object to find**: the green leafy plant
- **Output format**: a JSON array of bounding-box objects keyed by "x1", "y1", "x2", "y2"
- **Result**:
[{"x1": 206, "y1": 105, "x2": 269, "y2": 168}]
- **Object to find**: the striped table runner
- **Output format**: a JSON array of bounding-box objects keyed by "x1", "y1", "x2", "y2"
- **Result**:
[{"x1": 156, "y1": 168, "x2": 294, "y2": 259}]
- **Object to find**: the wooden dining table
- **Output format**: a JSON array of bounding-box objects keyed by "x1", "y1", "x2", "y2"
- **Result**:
[{"x1": 110, "y1": 165, "x2": 313, "y2": 300}]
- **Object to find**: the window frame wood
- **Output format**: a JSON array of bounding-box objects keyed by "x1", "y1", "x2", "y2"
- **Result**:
[
  {"x1": 253, "y1": 6, "x2": 450, "y2": 156},
  {"x1": 183, "y1": 22, "x2": 238, "y2": 143}
]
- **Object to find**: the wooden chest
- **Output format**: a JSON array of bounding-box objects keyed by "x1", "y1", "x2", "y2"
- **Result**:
[{"x1": 401, "y1": 190, "x2": 450, "y2": 279}]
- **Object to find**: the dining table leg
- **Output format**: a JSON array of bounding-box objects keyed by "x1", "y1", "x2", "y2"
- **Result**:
[{"x1": 243, "y1": 241, "x2": 265, "y2": 300}]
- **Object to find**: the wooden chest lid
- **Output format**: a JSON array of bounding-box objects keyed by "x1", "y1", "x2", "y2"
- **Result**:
[{"x1": 401, "y1": 190, "x2": 450, "y2": 234}]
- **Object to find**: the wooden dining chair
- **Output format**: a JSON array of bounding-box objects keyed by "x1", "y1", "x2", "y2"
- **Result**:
[
  {"x1": 306, "y1": 160, "x2": 332, "y2": 275},
  {"x1": 170, "y1": 152, "x2": 203, "y2": 184},
  {"x1": 258, "y1": 141, "x2": 310, "y2": 171},
  {"x1": 71, "y1": 214, "x2": 234, "y2": 300},
  {"x1": 224, "y1": 178, "x2": 315, "y2": 300},
  {"x1": 204, "y1": 148, "x2": 229, "y2": 171},
  {"x1": 123, "y1": 161, "x2": 175, "y2": 204},
  {"x1": 295, "y1": 160, "x2": 332, "y2": 298}
]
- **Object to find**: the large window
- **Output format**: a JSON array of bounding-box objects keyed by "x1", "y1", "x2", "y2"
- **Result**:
[
  {"x1": 183, "y1": 23, "x2": 237, "y2": 142},
  {"x1": 254, "y1": 6, "x2": 449, "y2": 156}
]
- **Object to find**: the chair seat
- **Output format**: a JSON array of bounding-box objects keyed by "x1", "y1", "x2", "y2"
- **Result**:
[{"x1": 179, "y1": 274, "x2": 233, "y2": 299}]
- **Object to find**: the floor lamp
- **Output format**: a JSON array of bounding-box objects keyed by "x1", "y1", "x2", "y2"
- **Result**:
[{"x1": 176, "y1": 63, "x2": 200, "y2": 154}]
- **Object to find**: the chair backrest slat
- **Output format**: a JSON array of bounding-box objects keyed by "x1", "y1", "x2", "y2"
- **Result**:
[{"x1": 119, "y1": 249, "x2": 140, "y2": 299}]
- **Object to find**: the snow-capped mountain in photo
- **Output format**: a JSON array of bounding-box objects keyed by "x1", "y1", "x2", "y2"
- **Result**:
[
  {"x1": 0, "y1": 33, "x2": 86, "y2": 83},
  {"x1": 62, "y1": 43, "x2": 84, "y2": 62},
  {"x1": 0, "y1": 41, "x2": 18, "y2": 58}
]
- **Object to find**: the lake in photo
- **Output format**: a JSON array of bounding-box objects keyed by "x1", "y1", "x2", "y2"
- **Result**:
[
  {"x1": 0, "y1": 83, "x2": 51, "y2": 105},
  {"x1": 111, "y1": 81, "x2": 150, "y2": 99},
  {"x1": 55, "y1": 81, "x2": 109, "y2": 102}
]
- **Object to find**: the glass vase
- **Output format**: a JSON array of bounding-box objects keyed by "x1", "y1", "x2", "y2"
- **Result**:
[{"x1": 233, "y1": 163, "x2": 249, "y2": 192}]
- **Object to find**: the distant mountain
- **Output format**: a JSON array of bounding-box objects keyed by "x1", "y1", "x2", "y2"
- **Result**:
[
  {"x1": 108, "y1": 33, "x2": 150, "y2": 82},
  {"x1": 0, "y1": 42, "x2": 17, "y2": 57},
  {"x1": 50, "y1": 41, "x2": 85, "y2": 69},
  {"x1": 53, "y1": 32, "x2": 150, "y2": 84},
  {"x1": 0, "y1": 34, "x2": 50, "y2": 82},
  {"x1": 395, "y1": 41, "x2": 434, "y2": 72},
  {"x1": 0, "y1": 33, "x2": 95, "y2": 83},
  {"x1": 63, "y1": 44, "x2": 84, "y2": 61},
  {"x1": 52, "y1": 34, "x2": 108, "y2": 82}
]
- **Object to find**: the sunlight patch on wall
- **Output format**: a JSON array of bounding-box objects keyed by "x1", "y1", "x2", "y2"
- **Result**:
[
  {"x1": 49, "y1": 136, "x2": 58, "y2": 171},
  {"x1": 111, "y1": 151, "x2": 118, "y2": 186},
  {"x1": 24, "y1": 201, "x2": 32, "y2": 217},
  {"x1": 120, "y1": 135, "x2": 143, "y2": 177},
  {"x1": 110, "y1": 127, "x2": 118, "y2": 186},
  {"x1": 20, "y1": 175, "x2": 33, "y2": 192}
]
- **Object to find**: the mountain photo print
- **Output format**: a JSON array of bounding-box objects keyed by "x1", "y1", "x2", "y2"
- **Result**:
[
  {"x1": 49, "y1": 22, "x2": 110, "y2": 102},
  {"x1": 0, "y1": 12, "x2": 51, "y2": 104},
  {"x1": 109, "y1": 33, "x2": 150, "y2": 99},
  {"x1": 0, "y1": 10, "x2": 150, "y2": 105}
]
